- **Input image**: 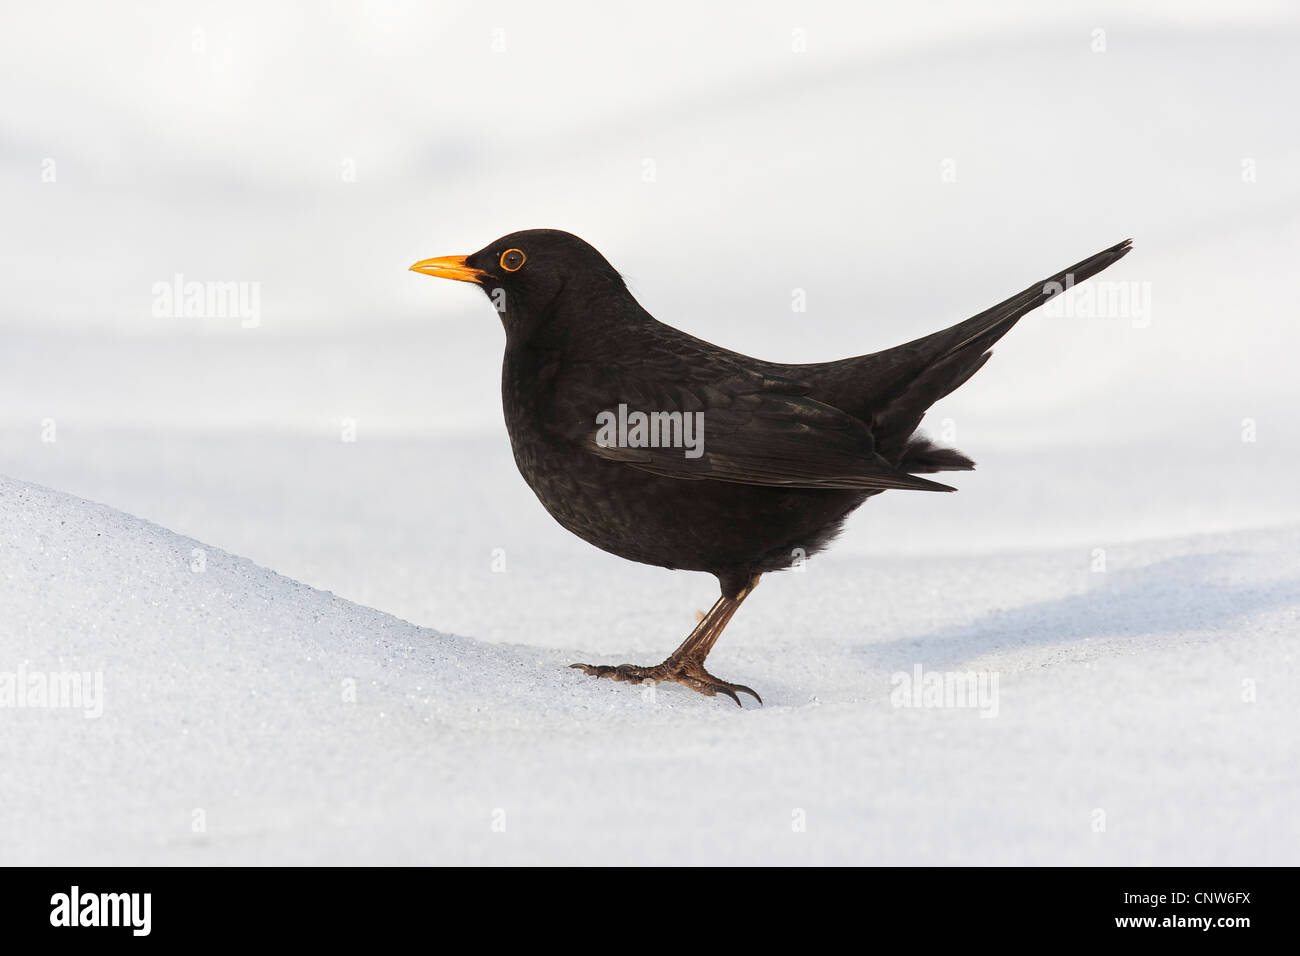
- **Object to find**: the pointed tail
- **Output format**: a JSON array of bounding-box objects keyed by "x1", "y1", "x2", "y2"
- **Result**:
[{"x1": 866, "y1": 238, "x2": 1134, "y2": 462}]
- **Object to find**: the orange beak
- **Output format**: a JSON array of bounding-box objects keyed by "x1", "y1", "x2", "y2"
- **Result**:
[{"x1": 408, "y1": 255, "x2": 486, "y2": 284}]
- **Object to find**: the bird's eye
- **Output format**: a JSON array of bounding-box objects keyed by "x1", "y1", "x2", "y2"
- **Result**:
[{"x1": 500, "y1": 249, "x2": 526, "y2": 272}]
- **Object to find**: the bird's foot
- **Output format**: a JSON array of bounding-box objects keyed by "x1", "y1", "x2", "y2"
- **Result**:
[{"x1": 569, "y1": 659, "x2": 762, "y2": 707}]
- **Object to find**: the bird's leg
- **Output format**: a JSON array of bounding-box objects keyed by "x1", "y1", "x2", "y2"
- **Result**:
[{"x1": 571, "y1": 574, "x2": 762, "y2": 706}]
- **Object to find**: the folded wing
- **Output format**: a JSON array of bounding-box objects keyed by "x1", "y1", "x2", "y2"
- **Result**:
[{"x1": 568, "y1": 368, "x2": 955, "y2": 493}]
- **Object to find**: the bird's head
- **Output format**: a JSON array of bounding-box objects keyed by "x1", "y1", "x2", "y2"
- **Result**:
[{"x1": 410, "y1": 229, "x2": 628, "y2": 342}]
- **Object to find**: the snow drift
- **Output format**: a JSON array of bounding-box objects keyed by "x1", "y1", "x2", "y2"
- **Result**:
[{"x1": 2, "y1": 474, "x2": 1296, "y2": 865}]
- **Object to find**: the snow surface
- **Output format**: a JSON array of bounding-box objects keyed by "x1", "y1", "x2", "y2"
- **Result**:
[{"x1": 3, "y1": 472, "x2": 1296, "y2": 865}]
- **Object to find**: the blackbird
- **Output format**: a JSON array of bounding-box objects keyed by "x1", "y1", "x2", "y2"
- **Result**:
[{"x1": 411, "y1": 230, "x2": 1131, "y2": 705}]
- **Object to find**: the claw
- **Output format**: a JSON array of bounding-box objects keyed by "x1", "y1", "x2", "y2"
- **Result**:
[
  {"x1": 714, "y1": 683, "x2": 742, "y2": 707},
  {"x1": 694, "y1": 676, "x2": 762, "y2": 707},
  {"x1": 571, "y1": 659, "x2": 762, "y2": 707}
]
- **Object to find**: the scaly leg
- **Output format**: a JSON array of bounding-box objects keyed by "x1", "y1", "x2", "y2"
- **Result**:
[{"x1": 571, "y1": 574, "x2": 762, "y2": 706}]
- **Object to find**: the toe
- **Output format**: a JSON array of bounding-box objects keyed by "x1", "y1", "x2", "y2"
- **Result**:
[
  {"x1": 570, "y1": 661, "x2": 760, "y2": 706},
  {"x1": 570, "y1": 662, "x2": 652, "y2": 684}
]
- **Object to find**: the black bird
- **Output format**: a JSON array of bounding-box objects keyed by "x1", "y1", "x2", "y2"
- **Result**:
[{"x1": 411, "y1": 230, "x2": 1131, "y2": 705}]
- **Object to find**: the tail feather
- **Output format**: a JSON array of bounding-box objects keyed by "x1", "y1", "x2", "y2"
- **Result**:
[
  {"x1": 873, "y1": 238, "x2": 1138, "y2": 455},
  {"x1": 837, "y1": 239, "x2": 1133, "y2": 463},
  {"x1": 935, "y1": 238, "x2": 1133, "y2": 361},
  {"x1": 898, "y1": 435, "x2": 975, "y2": 474}
]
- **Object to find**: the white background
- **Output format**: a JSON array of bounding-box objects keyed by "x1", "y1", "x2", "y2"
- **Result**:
[{"x1": 2, "y1": 1, "x2": 1297, "y2": 864}]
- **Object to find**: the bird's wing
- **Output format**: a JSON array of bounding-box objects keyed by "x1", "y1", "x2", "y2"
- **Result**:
[{"x1": 558, "y1": 362, "x2": 954, "y2": 493}]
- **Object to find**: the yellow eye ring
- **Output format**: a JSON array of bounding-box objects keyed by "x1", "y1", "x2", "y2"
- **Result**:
[{"x1": 500, "y1": 248, "x2": 526, "y2": 272}]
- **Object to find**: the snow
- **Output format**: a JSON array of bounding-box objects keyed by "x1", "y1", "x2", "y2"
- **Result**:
[
  {"x1": 2, "y1": 467, "x2": 1296, "y2": 865},
  {"x1": 2, "y1": 1, "x2": 1299, "y2": 864}
]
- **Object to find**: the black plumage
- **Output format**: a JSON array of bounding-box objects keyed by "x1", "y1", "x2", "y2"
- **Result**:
[{"x1": 411, "y1": 230, "x2": 1132, "y2": 704}]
